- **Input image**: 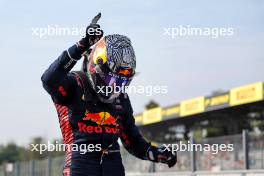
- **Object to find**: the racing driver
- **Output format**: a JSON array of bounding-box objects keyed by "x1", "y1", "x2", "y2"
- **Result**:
[{"x1": 41, "y1": 13, "x2": 177, "y2": 176}]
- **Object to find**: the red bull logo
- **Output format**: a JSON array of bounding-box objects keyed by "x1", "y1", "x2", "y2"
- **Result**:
[
  {"x1": 78, "y1": 122, "x2": 119, "y2": 134},
  {"x1": 82, "y1": 111, "x2": 117, "y2": 126},
  {"x1": 118, "y1": 69, "x2": 132, "y2": 76}
]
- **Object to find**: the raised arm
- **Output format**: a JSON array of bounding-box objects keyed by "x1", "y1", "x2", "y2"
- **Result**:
[
  {"x1": 41, "y1": 44, "x2": 84, "y2": 104},
  {"x1": 41, "y1": 13, "x2": 103, "y2": 104}
]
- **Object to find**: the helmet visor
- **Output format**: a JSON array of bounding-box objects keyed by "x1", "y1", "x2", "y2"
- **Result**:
[{"x1": 101, "y1": 72, "x2": 132, "y2": 87}]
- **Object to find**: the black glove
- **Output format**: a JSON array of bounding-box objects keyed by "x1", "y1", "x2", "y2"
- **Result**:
[
  {"x1": 78, "y1": 12, "x2": 104, "y2": 49},
  {"x1": 147, "y1": 146, "x2": 177, "y2": 168}
]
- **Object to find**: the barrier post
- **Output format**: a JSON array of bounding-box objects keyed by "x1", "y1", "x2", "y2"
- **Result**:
[
  {"x1": 46, "y1": 157, "x2": 51, "y2": 176},
  {"x1": 242, "y1": 130, "x2": 249, "y2": 170},
  {"x1": 14, "y1": 162, "x2": 20, "y2": 176},
  {"x1": 190, "y1": 134, "x2": 196, "y2": 172},
  {"x1": 29, "y1": 160, "x2": 35, "y2": 176}
]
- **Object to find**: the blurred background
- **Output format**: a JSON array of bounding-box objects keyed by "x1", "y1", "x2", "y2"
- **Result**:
[{"x1": 0, "y1": 0, "x2": 263, "y2": 175}]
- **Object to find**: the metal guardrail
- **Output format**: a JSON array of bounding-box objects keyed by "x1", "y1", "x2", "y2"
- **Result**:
[{"x1": 127, "y1": 170, "x2": 264, "y2": 176}]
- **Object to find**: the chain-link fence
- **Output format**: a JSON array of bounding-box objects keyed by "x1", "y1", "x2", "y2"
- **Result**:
[
  {"x1": 195, "y1": 134, "x2": 244, "y2": 171},
  {"x1": 248, "y1": 132, "x2": 264, "y2": 169},
  {"x1": 0, "y1": 132, "x2": 263, "y2": 176}
]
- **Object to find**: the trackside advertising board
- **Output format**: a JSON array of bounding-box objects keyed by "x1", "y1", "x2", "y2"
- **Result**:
[{"x1": 135, "y1": 82, "x2": 264, "y2": 125}]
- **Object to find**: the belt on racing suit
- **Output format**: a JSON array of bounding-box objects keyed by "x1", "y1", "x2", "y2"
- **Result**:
[{"x1": 100, "y1": 143, "x2": 120, "y2": 164}]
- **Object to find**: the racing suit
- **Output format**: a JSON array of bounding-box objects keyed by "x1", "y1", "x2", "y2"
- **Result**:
[{"x1": 41, "y1": 44, "x2": 151, "y2": 176}]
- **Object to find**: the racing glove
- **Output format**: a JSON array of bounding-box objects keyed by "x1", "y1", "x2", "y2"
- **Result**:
[
  {"x1": 78, "y1": 12, "x2": 104, "y2": 49},
  {"x1": 147, "y1": 145, "x2": 177, "y2": 168}
]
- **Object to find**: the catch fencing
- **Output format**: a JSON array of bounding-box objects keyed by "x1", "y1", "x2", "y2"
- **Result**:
[{"x1": 0, "y1": 131, "x2": 263, "y2": 176}]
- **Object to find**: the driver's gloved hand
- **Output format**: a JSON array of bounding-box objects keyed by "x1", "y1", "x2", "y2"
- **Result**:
[
  {"x1": 78, "y1": 12, "x2": 104, "y2": 49},
  {"x1": 147, "y1": 145, "x2": 177, "y2": 168}
]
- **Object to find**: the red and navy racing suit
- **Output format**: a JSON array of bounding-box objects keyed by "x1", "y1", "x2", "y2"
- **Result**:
[{"x1": 41, "y1": 44, "x2": 151, "y2": 176}]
